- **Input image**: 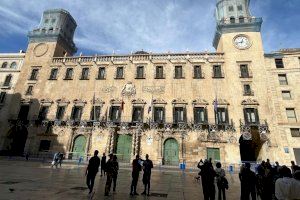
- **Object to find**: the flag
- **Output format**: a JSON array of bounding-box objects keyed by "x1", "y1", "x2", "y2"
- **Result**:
[
  {"x1": 213, "y1": 97, "x2": 218, "y2": 112},
  {"x1": 148, "y1": 97, "x2": 153, "y2": 114},
  {"x1": 92, "y1": 93, "x2": 96, "y2": 120},
  {"x1": 120, "y1": 98, "x2": 124, "y2": 112}
]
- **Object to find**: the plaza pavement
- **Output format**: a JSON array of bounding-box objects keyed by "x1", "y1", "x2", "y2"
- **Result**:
[{"x1": 0, "y1": 158, "x2": 241, "y2": 200}]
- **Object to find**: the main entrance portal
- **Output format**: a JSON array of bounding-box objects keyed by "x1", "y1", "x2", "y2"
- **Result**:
[
  {"x1": 239, "y1": 128, "x2": 263, "y2": 162},
  {"x1": 116, "y1": 134, "x2": 132, "y2": 162},
  {"x1": 7, "y1": 125, "x2": 28, "y2": 155},
  {"x1": 72, "y1": 135, "x2": 87, "y2": 159},
  {"x1": 163, "y1": 138, "x2": 179, "y2": 166}
]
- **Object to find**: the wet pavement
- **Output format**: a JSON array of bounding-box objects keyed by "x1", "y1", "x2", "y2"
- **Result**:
[{"x1": 0, "y1": 159, "x2": 241, "y2": 200}]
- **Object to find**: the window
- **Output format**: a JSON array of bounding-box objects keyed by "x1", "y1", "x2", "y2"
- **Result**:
[
  {"x1": 136, "y1": 66, "x2": 144, "y2": 79},
  {"x1": 243, "y1": 84, "x2": 253, "y2": 96},
  {"x1": 275, "y1": 58, "x2": 284, "y2": 68},
  {"x1": 155, "y1": 66, "x2": 164, "y2": 79},
  {"x1": 56, "y1": 106, "x2": 66, "y2": 120},
  {"x1": 3, "y1": 74, "x2": 12, "y2": 86},
  {"x1": 71, "y1": 106, "x2": 83, "y2": 121},
  {"x1": 10, "y1": 62, "x2": 17, "y2": 69},
  {"x1": 18, "y1": 105, "x2": 30, "y2": 121},
  {"x1": 44, "y1": 19, "x2": 49, "y2": 23},
  {"x1": 215, "y1": 108, "x2": 228, "y2": 124},
  {"x1": 38, "y1": 106, "x2": 49, "y2": 121},
  {"x1": 26, "y1": 85, "x2": 33, "y2": 95},
  {"x1": 240, "y1": 64, "x2": 250, "y2": 78},
  {"x1": 173, "y1": 107, "x2": 186, "y2": 123},
  {"x1": 228, "y1": 6, "x2": 234, "y2": 12},
  {"x1": 154, "y1": 107, "x2": 165, "y2": 123},
  {"x1": 291, "y1": 128, "x2": 300, "y2": 137},
  {"x1": 80, "y1": 68, "x2": 89, "y2": 80},
  {"x1": 49, "y1": 68, "x2": 58, "y2": 80},
  {"x1": 29, "y1": 69, "x2": 39, "y2": 80},
  {"x1": 51, "y1": 18, "x2": 56, "y2": 23},
  {"x1": 174, "y1": 66, "x2": 183, "y2": 79},
  {"x1": 90, "y1": 106, "x2": 101, "y2": 121},
  {"x1": 97, "y1": 67, "x2": 106, "y2": 79},
  {"x1": 237, "y1": 5, "x2": 243, "y2": 11},
  {"x1": 194, "y1": 107, "x2": 207, "y2": 124},
  {"x1": 286, "y1": 108, "x2": 297, "y2": 122},
  {"x1": 0, "y1": 92, "x2": 6, "y2": 103},
  {"x1": 110, "y1": 106, "x2": 121, "y2": 122},
  {"x1": 239, "y1": 17, "x2": 245, "y2": 23},
  {"x1": 282, "y1": 91, "x2": 292, "y2": 100},
  {"x1": 230, "y1": 17, "x2": 235, "y2": 24},
  {"x1": 39, "y1": 140, "x2": 51, "y2": 151},
  {"x1": 213, "y1": 65, "x2": 223, "y2": 78},
  {"x1": 1, "y1": 62, "x2": 8, "y2": 68},
  {"x1": 194, "y1": 66, "x2": 202, "y2": 79},
  {"x1": 132, "y1": 106, "x2": 143, "y2": 122},
  {"x1": 65, "y1": 68, "x2": 73, "y2": 79},
  {"x1": 116, "y1": 67, "x2": 124, "y2": 79},
  {"x1": 244, "y1": 108, "x2": 259, "y2": 124},
  {"x1": 278, "y1": 74, "x2": 288, "y2": 85}
]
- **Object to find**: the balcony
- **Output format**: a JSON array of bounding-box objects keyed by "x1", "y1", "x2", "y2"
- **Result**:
[{"x1": 217, "y1": 17, "x2": 263, "y2": 26}]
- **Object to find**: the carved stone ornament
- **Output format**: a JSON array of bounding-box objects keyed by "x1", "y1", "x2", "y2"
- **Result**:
[
  {"x1": 110, "y1": 98, "x2": 123, "y2": 104},
  {"x1": 172, "y1": 98, "x2": 188, "y2": 104},
  {"x1": 152, "y1": 98, "x2": 167, "y2": 104},
  {"x1": 21, "y1": 98, "x2": 32, "y2": 104},
  {"x1": 131, "y1": 98, "x2": 146, "y2": 105},
  {"x1": 73, "y1": 99, "x2": 87, "y2": 105},
  {"x1": 142, "y1": 86, "x2": 165, "y2": 94},
  {"x1": 40, "y1": 98, "x2": 53, "y2": 105},
  {"x1": 121, "y1": 82, "x2": 136, "y2": 97},
  {"x1": 241, "y1": 98, "x2": 259, "y2": 105},
  {"x1": 91, "y1": 98, "x2": 105, "y2": 105},
  {"x1": 56, "y1": 98, "x2": 70, "y2": 105},
  {"x1": 102, "y1": 86, "x2": 116, "y2": 93},
  {"x1": 212, "y1": 98, "x2": 229, "y2": 105},
  {"x1": 192, "y1": 98, "x2": 209, "y2": 106}
]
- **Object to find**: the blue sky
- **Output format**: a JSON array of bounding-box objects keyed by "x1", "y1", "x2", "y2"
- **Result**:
[{"x1": 0, "y1": 0, "x2": 299, "y2": 55}]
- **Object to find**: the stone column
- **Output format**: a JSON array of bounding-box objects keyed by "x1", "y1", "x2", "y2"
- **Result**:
[
  {"x1": 135, "y1": 130, "x2": 141, "y2": 156},
  {"x1": 131, "y1": 132, "x2": 136, "y2": 158},
  {"x1": 109, "y1": 129, "x2": 115, "y2": 154}
]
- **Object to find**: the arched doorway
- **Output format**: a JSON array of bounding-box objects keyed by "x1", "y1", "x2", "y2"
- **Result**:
[
  {"x1": 6, "y1": 125, "x2": 28, "y2": 156},
  {"x1": 116, "y1": 134, "x2": 132, "y2": 162},
  {"x1": 163, "y1": 138, "x2": 179, "y2": 166},
  {"x1": 72, "y1": 135, "x2": 87, "y2": 159},
  {"x1": 239, "y1": 128, "x2": 263, "y2": 162}
]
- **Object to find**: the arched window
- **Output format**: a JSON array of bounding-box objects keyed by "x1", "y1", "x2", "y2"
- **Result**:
[
  {"x1": 3, "y1": 74, "x2": 12, "y2": 86},
  {"x1": 239, "y1": 16, "x2": 245, "y2": 23},
  {"x1": 10, "y1": 62, "x2": 17, "y2": 69},
  {"x1": 1, "y1": 62, "x2": 8, "y2": 68},
  {"x1": 230, "y1": 17, "x2": 235, "y2": 24}
]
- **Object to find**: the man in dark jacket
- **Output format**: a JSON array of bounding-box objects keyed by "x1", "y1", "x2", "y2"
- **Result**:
[
  {"x1": 100, "y1": 153, "x2": 106, "y2": 176},
  {"x1": 239, "y1": 162, "x2": 256, "y2": 200},
  {"x1": 141, "y1": 154, "x2": 153, "y2": 196},
  {"x1": 86, "y1": 150, "x2": 100, "y2": 195},
  {"x1": 104, "y1": 153, "x2": 114, "y2": 196},
  {"x1": 130, "y1": 154, "x2": 142, "y2": 196},
  {"x1": 199, "y1": 159, "x2": 216, "y2": 200}
]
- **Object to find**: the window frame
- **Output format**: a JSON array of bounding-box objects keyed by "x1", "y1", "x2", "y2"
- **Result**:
[
  {"x1": 278, "y1": 74, "x2": 288, "y2": 85},
  {"x1": 1, "y1": 62, "x2": 8, "y2": 68},
  {"x1": 49, "y1": 68, "x2": 58, "y2": 80},
  {"x1": 290, "y1": 128, "x2": 300, "y2": 137},
  {"x1": 136, "y1": 66, "x2": 145, "y2": 79},
  {"x1": 80, "y1": 68, "x2": 89, "y2": 80},
  {"x1": 132, "y1": 106, "x2": 143, "y2": 122},
  {"x1": 64, "y1": 68, "x2": 74, "y2": 80},
  {"x1": 153, "y1": 107, "x2": 165, "y2": 123},
  {"x1": 155, "y1": 66, "x2": 164, "y2": 79},
  {"x1": 275, "y1": 58, "x2": 284, "y2": 68},
  {"x1": 193, "y1": 65, "x2": 203, "y2": 79},
  {"x1": 0, "y1": 92, "x2": 6, "y2": 104},
  {"x1": 286, "y1": 108, "x2": 297, "y2": 122},
  {"x1": 25, "y1": 85, "x2": 33, "y2": 95},
  {"x1": 115, "y1": 67, "x2": 124, "y2": 79},
  {"x1": 29, "y1": 68, "x2": 39, "y2": 80},
  {"x1": 55, "y1": 106, "x2": 66, "y2": 120},
  {"x1": 213, "y1": 65, "x2": 224, "y2": 78},
  {"x1": 282, "y1": 91, "x2": 292, "y2": 100},
  {"x1": 97, "y1": 67, "x2": 106, "y2": 80},
  {"x1": 174, "y1": 66, "x2": 184, "y2": 79}
]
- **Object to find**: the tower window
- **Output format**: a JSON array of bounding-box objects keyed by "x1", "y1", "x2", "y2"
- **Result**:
[
  {"x1": 282, "y1": 91, "x2": 292, "y2": 100},
  {"x1": 65, "y1": 68, "x2": 74, "y2": 80},
  {"x1": 3, "y1": 74, "x2": 12, "y2": 86},
  {"x1": 10, "y1": 62, "x2": 17, "y2": 69},
  {"x1": 278, "y1": 74, "x2": 288, "y2": 85},
  {"x1": 155, "y1": 66, "x2": 164, "y2": 79},
  {"x1": 115, "y1": 67, "x2": 124, "y2": 79},
  {"x1": 228, "y1": 6, "x2": 234, "y2": 12},
  {"x1": 136, "y1": 66, "x2": 145, "y2": 79},
  {"x1": 243, "y1": 84, "x2": 253, "y2": 96},
  {"x1": 29, "y1": 69, "x2": 39, "y2": 80},
  {"x1": 97, "y1": 67, "x2": 106, "y2": 79},
  {"x1": 80, "y1": 68, "x2": 89, "y2": 80},
  {"x1": 49, "y1": 68, "x2": 58, "y2": 80},
  {"x1": 275, "y1": 58, "x2": 284, "y2": 68},
  {"x1": 174, "y1": 66, "x2": 183, "y2": 79},
  {"x1": 26, "y1": 85, "x2": 33, "y2": 95},
  {"x1": 238, "y1": 5, "x2": 243, "y2": 11},
  {"x1": 1, "y1": 62, "x2": 8, "y2": 68},
  {"x1": 240, "y1": 64, "x2": 250, "y2": 78},
  {"x1": 286, "y1": 108, "x2": 297, "y2": 122},
  {"x1": 0, "y1": 92, "x2": 6, "y2": 104}
]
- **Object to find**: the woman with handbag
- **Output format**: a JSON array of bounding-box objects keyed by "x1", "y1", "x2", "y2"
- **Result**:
[{"x1": 215, "y1": 162, "x2": 227, "y2": 200}]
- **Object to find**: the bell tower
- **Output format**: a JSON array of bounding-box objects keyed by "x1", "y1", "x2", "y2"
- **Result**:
[{"x1": 213, "y1": 0, "x2": 263, "y2": 52}]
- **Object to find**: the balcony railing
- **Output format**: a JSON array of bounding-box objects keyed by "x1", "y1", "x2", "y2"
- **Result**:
[{"x1": 217, "y1": 17, "x2": 263, "y2": 26}]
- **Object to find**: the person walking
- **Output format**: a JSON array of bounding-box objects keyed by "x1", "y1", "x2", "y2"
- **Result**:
[
  {"x1": 239, "y1": 162, "x2": 256, "y2": 200},
  {"x1": 104, "y1": 154, "x2": 114, "y2": 196},
  {"x1": 141, "y1": 154, "x2": 153, "y2": 196},
  {"x1": 130, "y1": 155, "x2": 142, "y2": 196},
  {"x1": 199, "y1": 159, "x2": 216, "y2": 200},
  {"x1": 86, "y1": 150, "x2": 100, "y2": 196},
  {"x1": 215, "y1": 162, "x2": 227, "y2": 200},
  {"x1": 51, "y1": 152, "x2": 60, "y2": 168},
  {"x1": 58, "y1": 153, "x2": 64, "y2": 167},
  {"x1": 101, "y1": 153, "x2": 106, "y2": 176},
  {"x1": 112, "y1": 155, "x2": 119, "y2": 192}
]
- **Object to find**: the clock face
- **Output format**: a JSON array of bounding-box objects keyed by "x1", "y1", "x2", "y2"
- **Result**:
[{"x1": 233, "y1": 35, "x2": 251, "y2": 49}]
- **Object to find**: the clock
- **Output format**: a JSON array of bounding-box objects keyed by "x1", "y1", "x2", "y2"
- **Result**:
[
  {"x1": 233, "y1": 35, "x2": 251, "y2": 49},
  {"x1": 33, "y1": 43, "x2": 48, "y2": 57}
]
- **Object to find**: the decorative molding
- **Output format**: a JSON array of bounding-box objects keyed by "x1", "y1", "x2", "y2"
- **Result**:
[
  {"x1": 212, "y1": 98, "x2": 229, "y2": 105},
  {"x1": 142, "y1": 86, "x2": 165, "y2": 94},
  {"x1": 110, "y1": 98, "x2": 123, "y2": 104},
  {"x1": 101, "y1": 86, "x2": 116, "y2": 93},
  {"x1": 192, "y1": 98, "x2": 209, "y2": 106},
  {"x1": 21, "y1": 98, "x2": 32, "y2": 104},
  {"x1": 56, "y1": 98, "x2": 70, "y2": 105},
  {"x1": 91, "y1": 98, "x2": 105, "y2": 105},
  {"x1": 153, "y1": 98, "x2": 167, "y2": 104},
  {"x1": 121, "y1": 82, "x2": 136, "y2": 97},
  {"x1": 73, "y1": 99, "x2": 87, "y2": 105},
  {"x1": 172, "y1": 98, "x2": 188, "y2": 105},
  {"x1": 131, "y1": 98, "x2": 146, "y2": 105},
  {"x1": 241, "y1": 98, "x2": 259, "y2": 105},
  {"x1": 40, "y1": 98, "x2": 53, "y2": 105}
]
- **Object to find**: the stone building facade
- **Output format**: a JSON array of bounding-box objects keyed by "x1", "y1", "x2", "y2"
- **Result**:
[{"x1": 0, "y1": 1, "x2": 299, "y2": 166}]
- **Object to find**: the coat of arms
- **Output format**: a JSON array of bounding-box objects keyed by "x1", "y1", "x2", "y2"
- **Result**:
[{"x1": 121, "y1": 82, "x2": 136, "y2": 97}]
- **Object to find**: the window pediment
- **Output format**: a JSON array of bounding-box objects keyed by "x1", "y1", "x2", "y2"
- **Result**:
[
  {"x1": 110, "y1": 98, "x2": 123, "y2": 105},
  {"x1": 73, "y1": 99, "x2": 87, "y2": 105},
  {"x1": 192, "y1": 98, "x2": 209, "y2": 106},
  {"x1": 21, "y1": 98, "x2": 32, "y2": 104},
  {"x1": 131, "y1": 98, "x2": 146, "y2": 105},
  {"x1": 152, "y1": 98, "x2": 167, "y2": 104},
  {"x1": 172, "y1": 98, "x2": 188, "y2": 105},
  {"x1": 40, "y1": 98, "x2": 53, "y2": 105},
  {"x1": 241, "y1": 98, "x2": 259, "y2": 105},
  {"x1": 56, "y1": 98, "x2": 70, "y2": 105},
  {"x1": 91, "y1": 98, "x2": 105, "y2": 105}
]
